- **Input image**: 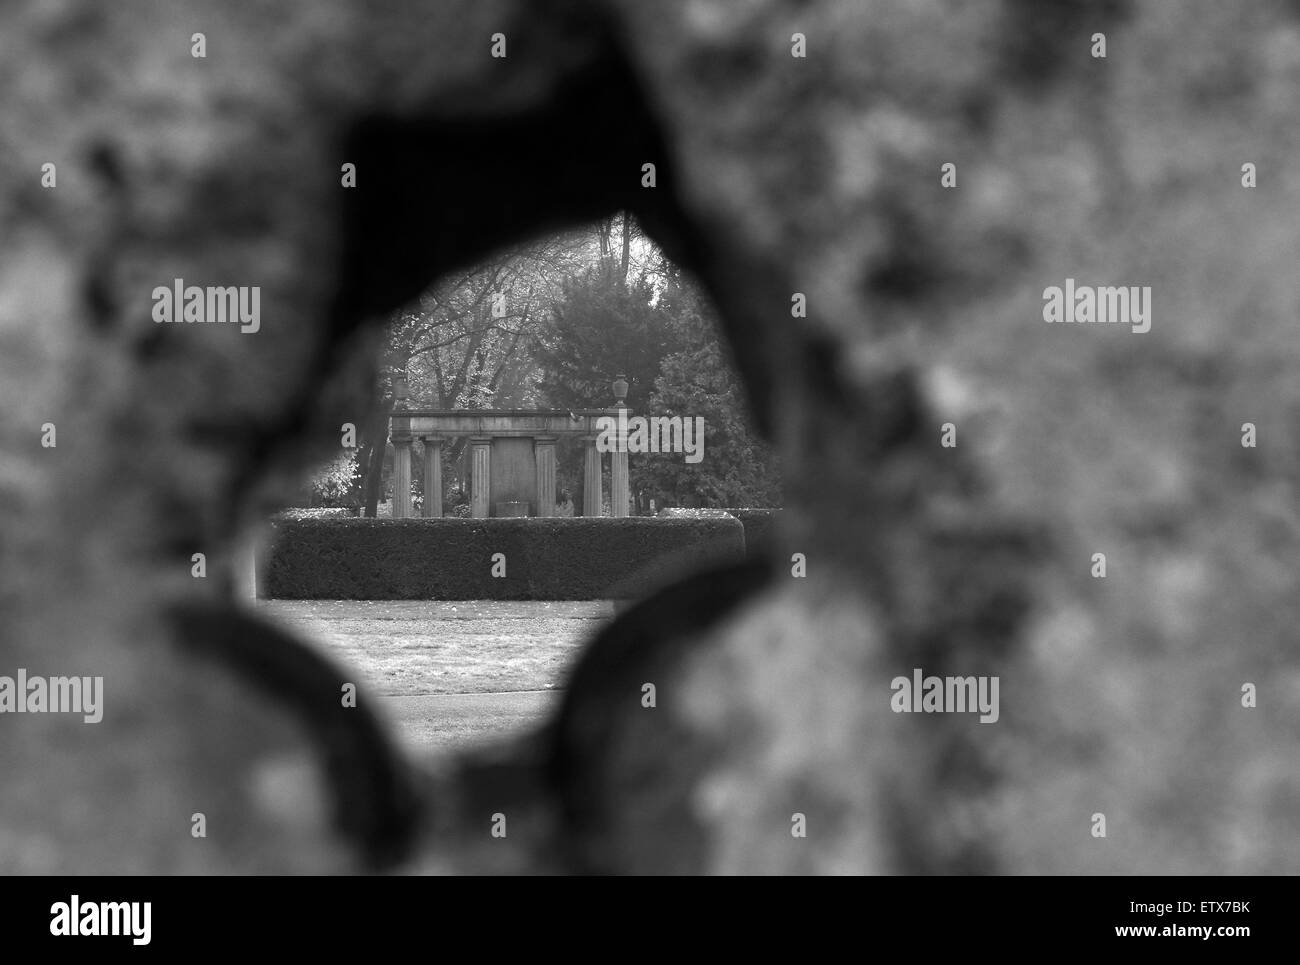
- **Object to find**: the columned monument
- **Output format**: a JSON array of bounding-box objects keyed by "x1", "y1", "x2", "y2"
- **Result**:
[{"x1": 389, "y1": 377, "x2": 632, "y2": 519}]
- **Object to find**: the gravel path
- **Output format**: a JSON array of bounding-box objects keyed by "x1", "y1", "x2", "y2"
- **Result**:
[
  {"x1": 378, "y1": 691, "x2": 560, "y2": 752},
  {"x1": 257, "y1": 599, "x2": 613, "y2": 697}
]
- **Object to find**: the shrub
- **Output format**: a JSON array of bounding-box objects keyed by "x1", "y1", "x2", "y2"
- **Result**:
[
  {"x1": 308, "y1": 451, "x2": 360, "y2": 508},
  {"x1": 720, "y1": 508, "x2": 782, "y2": 554},
  {"x1": 658, "y1": 507, "x2": 782, "y2": 556},
  {"x1": 656, "y1": 508, "x2": 733, "y2": 518},
  {"x1": 272, "y1": 508, "x2": 359, "y2": 521},
  {"x1": 263, "y1": 516, "x2": 746, "y2": 600}
]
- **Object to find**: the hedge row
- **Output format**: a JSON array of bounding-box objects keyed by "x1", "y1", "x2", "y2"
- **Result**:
[
  {"x1": 657, "y1": 507, "x2": 782, "y2": 555},
  {"x1": 262, "y1": 517, "x2": 746, "y2": 600},
  {"x1": 720, "y1": 509, "x2": 781, "y2": 552},
  {"x1": 274, "y1": 508, "x2": 359, "y2": 521}
]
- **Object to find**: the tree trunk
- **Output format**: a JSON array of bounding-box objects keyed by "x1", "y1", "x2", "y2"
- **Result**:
[
  {"x1": 620, "y1": 210, "x2": 632, "y2": 285},
  {"x1": 360, "y1": 403, "x2": 392, "y2": 517}
]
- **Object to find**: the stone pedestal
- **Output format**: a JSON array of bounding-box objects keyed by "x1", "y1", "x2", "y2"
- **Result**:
[
  {"x1": 534, "y1": 436, "x2": 557, "y2": 517},
  {"x1": 470, "y1": 436, "x2": 492, "y2": 519},
  {"x1": 421, "y1": 436, "x2": 443, "y2": 518},
  {"x1": 583, "y1": 436, "x2": 603, "y2": 517}
]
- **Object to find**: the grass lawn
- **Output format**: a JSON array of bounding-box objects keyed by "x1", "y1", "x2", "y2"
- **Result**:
[{"x1": 257, "y1": 599, "x2": 613, "y2": 696}]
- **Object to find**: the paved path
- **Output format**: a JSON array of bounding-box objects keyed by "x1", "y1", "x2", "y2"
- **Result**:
[
  {"x1": 260, "y1": 599, "x2": 613, "y2": 697},
  {"x1": 263, "y1": 600, "x2": 616, "y2": 620},
  {"x1": 378, "y1": 690, "x2": 562, "y2": 753},
  {"x1": 257, "y1": 600, "x2": 605, "y2": 752}
]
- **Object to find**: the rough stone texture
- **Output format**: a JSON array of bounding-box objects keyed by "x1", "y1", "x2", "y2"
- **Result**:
[{"x1": 2, "y1": 0, "x2": 1299, "y2": 873}]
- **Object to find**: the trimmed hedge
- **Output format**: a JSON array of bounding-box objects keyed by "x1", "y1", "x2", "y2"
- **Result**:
[
  {"x1": 656, "y1": 508, "x2": 733, "y2": 516},
  {"x1": 720, "y1": 509, "x2": 782, "y2": 553},
  {"x1": 657, "y1": 507, "x2": 782, "y2": 556},
  {"x1": 263, "y1": 517, "x2": 746, "y2": 600},
  {"x1": 273, "y1": 508, "x2": 359, "y2": 521}
]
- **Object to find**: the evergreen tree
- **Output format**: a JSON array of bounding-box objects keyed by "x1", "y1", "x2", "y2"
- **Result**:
[
  {"x1": 535, "y1": 260, "x2": 670, "y2": 410},
  {"x1": 635, "y1": 279, "x2": 782, "y2": 509}
]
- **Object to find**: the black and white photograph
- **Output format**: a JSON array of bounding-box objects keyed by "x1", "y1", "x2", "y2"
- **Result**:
[{"x1": 0, "y1": 0, "x2": 1291, "y2": 939}]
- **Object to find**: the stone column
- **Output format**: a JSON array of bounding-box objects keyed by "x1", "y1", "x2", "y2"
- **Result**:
[
  {"x1": 611, "y1": 408, "x2": 630, "y2": 518},
  {"x1": 470, "y1": 436, "x2": 492, "y2": 519},
  {"x1": 534, "y1": 436, "x2": 557, "y2": 518},
  {"x1": 583, "y1": 435, "x2": 603, "y2": 517},
  {"x1": 245, "y1": 538, "x2": 258, "y2": 601},
  {"x1": 393, "y1": 435, "x2": 413, "y2": 519},
  {"x1": 422, "y1": 436, "x2": 443, "y2": 518}
]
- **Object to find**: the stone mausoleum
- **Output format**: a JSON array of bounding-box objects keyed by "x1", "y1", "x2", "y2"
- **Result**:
[{"x1": 388, "y1": 378, "x2": 632, "y2": 519}]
